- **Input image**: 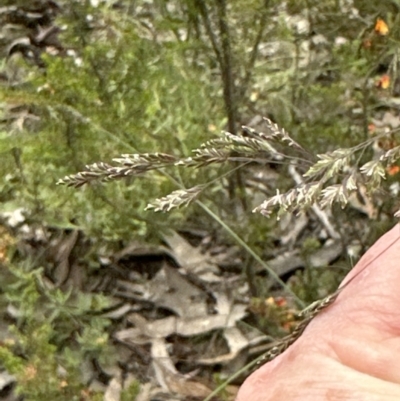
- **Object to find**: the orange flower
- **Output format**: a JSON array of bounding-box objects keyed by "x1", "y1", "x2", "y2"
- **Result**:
[
  {"x1": 377, "y1": 74, "x2": 390, "y2": 89},
  {"x1": 368, "y1": 123, "x2": 376, "y2": 134},
  {"x1": 375, "y1": 18, "x2": 389, "y2": 36},
  {"x1": 387, "y1": 165, "x2": 400, "y2": 176},
  {"x1": 275, "y1": 296, "x2": 287, "y2": 307}
]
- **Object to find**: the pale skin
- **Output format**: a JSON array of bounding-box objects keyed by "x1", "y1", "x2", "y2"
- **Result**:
[{"x1": 236, "y1": 224, "x2": 400, "y2": 401}]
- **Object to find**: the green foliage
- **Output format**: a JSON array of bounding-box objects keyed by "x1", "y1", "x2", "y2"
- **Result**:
[
  {"x1": 0, "y1": 262, "x2": 112, "y2": 400},
  {"x1": 121, "y1": 380, "x2": 141, "y2": 401},
  {"x1": 3, "y1": 2, "x2": 400, "y2": 399},
  {"x1": 290, "y1": 267, "x2": 344, "y2": 305},
  {"x1": 2, "y1": 0, "x2": 398, "y2": 245},
  {"x1": 0, "y1": 0, "x2": 225, "y2": 242}
]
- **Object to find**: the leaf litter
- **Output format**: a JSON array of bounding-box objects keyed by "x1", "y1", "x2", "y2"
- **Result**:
[{"x1": 0, "y1": 193, "x2": 383, "y2": 401}]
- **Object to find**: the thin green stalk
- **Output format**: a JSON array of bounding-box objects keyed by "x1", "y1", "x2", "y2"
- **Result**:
[{"x1": 196, "y1": 201, "x2": 305, "y2": 308}]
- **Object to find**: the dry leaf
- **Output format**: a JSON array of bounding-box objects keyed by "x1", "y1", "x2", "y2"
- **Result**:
[
  {"x1": 115, "y1": 302, "x2": 247, "y2": 344},
  {"x1": 115, "y1": 264, "x2": 208, "y2": 318},
  {"x1": 104, "y1": 378, "x2": 122, "y2": 401},
  {"x1": 48, "y1": 230, "x2": 79, "y2": 285},
  {"x1": 151, "y1": 340, "x2": 212, "y2": 398},
  {"x1": 162, "y1": 231, "x2": 219, "y2": 275}
]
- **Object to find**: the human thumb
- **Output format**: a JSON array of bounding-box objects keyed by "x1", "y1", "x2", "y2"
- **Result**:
[{"x1": 236, "y1": 224, "x2": 400, "y2": 401}]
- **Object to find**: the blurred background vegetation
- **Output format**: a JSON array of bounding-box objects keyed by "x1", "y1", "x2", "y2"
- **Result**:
[{"x1": 1, "y1": 0, "x2": 400, "y2": 400}]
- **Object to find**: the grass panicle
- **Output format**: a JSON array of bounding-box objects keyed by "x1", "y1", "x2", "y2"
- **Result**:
[{"x1": 59, "y1": 120, "x2": 400, "y2": 217}]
